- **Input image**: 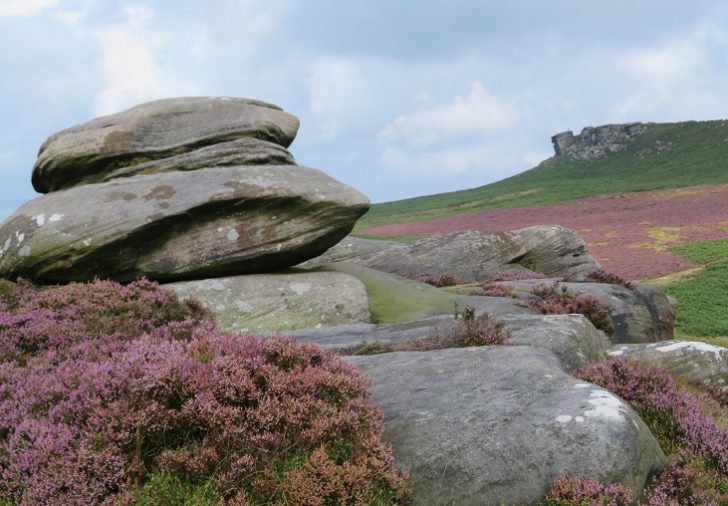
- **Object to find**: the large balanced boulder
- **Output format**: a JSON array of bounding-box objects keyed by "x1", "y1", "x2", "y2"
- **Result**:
[
  {"x1": 32, "y1": 97, "x2": 300, "y2": 192},
  {"x1": 348, "y1": 346, "x2": 666, "y2": 505},
  {"x1": 310, "y1": 226, "x2": 601, "y2": 281},
  {"x1": 166, "y1": 271, "x2": 371, "y2": 332},
  {"x1": 610, "y1": 340, "x2": 728, "y2": 385},
  {"x1": 0, "y1": 165, "x2": 368, "y2": 283}
]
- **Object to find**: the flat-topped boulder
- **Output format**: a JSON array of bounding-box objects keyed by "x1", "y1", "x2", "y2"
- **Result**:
[
  {"x1": 32, "y1": 97, "x2": 300, "y2": 192},
  {"x1": 610, "y1": 340, "x2": 728, "y2": 385},
  {"x1": 0, "y1": 165, "x2": 369, "y2": 283},
  {"x1": 166, "y1": 271, "x2": 371, "y2": 332},
  {"x1": 348, "y1": 346, "x2": 665, "y2": 505}
]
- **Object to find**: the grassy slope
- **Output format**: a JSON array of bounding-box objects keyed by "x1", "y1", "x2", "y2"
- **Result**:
[
  {"x1": 660, "y1": 239, "x2": 728, "y2": 347},
  {"x1": 358, "y1": 120, "x2": 728, "y2": 230}
]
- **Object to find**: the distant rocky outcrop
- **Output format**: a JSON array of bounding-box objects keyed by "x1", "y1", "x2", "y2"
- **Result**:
[
  {"x1": 0, "y1": 98, "x2": 369, "y2": 283},
  {"x1": 551, "y1": 123, "x2": 647, "y2": 160}
]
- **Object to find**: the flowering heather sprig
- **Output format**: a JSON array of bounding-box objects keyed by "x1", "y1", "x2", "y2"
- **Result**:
[
  {"x1": 585, "y1": 269, "x2": 636, "y2": 290},
  {"x1": 528, "y1": 282, "x2": 614, "y2": 335},
  {"x1": 415, "y1": 273, "x2": 468, "y2": 287},
  {"x1": 544, "y1": 475, "x2": 634, "y2": 505},
  {"x1": 0, "y1": 280, "x2": 412, "y2": 505},
  {"x1": 480, "y1": 284, "x2": 515, "y2": 298},
  {"x1": 488, "y1": 269, "x2": 548, "y2": 282}
]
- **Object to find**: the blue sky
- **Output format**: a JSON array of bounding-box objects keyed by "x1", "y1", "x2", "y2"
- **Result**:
[{"x1": 2, "y1": 1, "x2": 728, "y2": 218}]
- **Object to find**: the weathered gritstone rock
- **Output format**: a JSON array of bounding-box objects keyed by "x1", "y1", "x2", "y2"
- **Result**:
[
  {"x1": 348, "y1": 347, "x2": 666, "y2": 505},
  {"x1": 297, "y1": 235, "x2": 404, "y2": 268},
  {"x1": 0, "y1": 165, "x2": 369, "y2": 283},
  {"x1": 166, "y1": 271, "x2": 371, "y2": 332},
  {"x1": 495, "y1": 280, "x2": 674, "y2": 344},
  {"x1": 94, "y1": 137, "x2": 296, "y2": 183},
  {"x1": 610, "y1": 340, "x2": 728, "y2": 385},
  {"x1": 508, "y1": 225, "x2": 601, "y2": 280},
  {"x1": 334, "y1": 226, "x2": 600, "y2": 281},
  {"x1": 32, "y1": 97, "x2": 300, "y2": 192},
  {"x1": 503, "y1": 314, "x2": 611, "y2": 372}
]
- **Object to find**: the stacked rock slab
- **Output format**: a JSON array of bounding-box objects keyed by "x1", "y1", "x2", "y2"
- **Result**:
[{"x1": 0, "y1": 97, "x2": 369, "y2": 283}]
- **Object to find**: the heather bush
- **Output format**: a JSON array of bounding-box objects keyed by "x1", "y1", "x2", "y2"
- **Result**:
[
  {"x1": 544, "y1": 475, "x2": 634, "y2": 505},
  {"x1": 480, "y1": 283, "x2": 515, "y2": 298},
  {"x1": 528, "y1": 283, "x2": 614, "y2": 335},
  {"x1": 415, "y1": 273, "x2": 467, "y2": 287},
  {"x1": 585, "y1": 269, "x2": 636, "y2": 291},
  {"x1": 571, "y1": 358, "x2": 728, "y2": 504},
  {"x1": 0, "y1": 280, "x2": 412, "y2": 505},
  {"x1": 488, "y1": 269, "x2": 547, "y2": 282}
]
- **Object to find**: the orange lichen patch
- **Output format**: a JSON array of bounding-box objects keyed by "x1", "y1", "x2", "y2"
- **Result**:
[
  {"x1": 590, "y1": 241, "x2": 609, "y2": 247},
  {"x1": 604, "y1": 231, "x2": 619, "y2": 238}
]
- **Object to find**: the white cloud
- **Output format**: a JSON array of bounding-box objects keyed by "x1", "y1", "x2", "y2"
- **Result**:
[
  {"x1": 611, "y1": 21, "x2": 728, "y2": 121},
  {"x1": 304, "y1": 57, "x2": 376, "y2": 139},
  {"x1": 382, "y1": 144, "x2": 505, "y2": 176},
  {"x1": 0, "y1": 0, "x2": 59, "y2": 16},
  {"x1": 92, "y1": 4, "x2": 201, "y2": 115},
  {"x1": 378, "y1": 82, "x2": 518, "y2": 148}
]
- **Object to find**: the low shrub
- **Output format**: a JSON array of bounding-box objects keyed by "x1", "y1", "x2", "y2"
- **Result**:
[
  {"x1": 585, "y1": 269, "x2": 636, "y2": 290},
  {"x1": 0, "y1": 279, "x2": 412, "y2": 505},
  {"x1": 342, "y1": 311, "x2": 511, "y2": 356},
  {"x1": 480, "y1": 284, "x2": 515, "y2": 298},
  {"x1": 544, "y1": 475, "x2": 634, "y2": 505},
  {"x1": 528, "y1": 282, "x2": 614, "y2": 335},
  {"x1": 415, "y1": 273, "x2": 468, "y2": 287},
  {"x1": 488, "y1": 270, "x2": 547, "y2": 282}
]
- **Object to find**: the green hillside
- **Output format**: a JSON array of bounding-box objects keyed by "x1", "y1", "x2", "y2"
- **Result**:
[{"x1": 358, "y1": 120, "x2": 728, "y2": 230}]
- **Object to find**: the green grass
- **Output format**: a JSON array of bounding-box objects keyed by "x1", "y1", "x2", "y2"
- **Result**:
[
  {"x1": 358, "y1": 120, "x2": 728, "y2": 230},
  {"x1": 320, "y1": 262, "x2": 460, "y2": 323},
  {"x1": 663, "y1": 239, "x2": 728, "y2": 340}
]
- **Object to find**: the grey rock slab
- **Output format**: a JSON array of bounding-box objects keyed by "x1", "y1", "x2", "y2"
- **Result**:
[
  {"x1": 503, "y1": 314, "x2": 611, "y2": 372},
  {"x1": 0, "y1": 165, "x2": 369, "y2": 283},
  {"x1": 496, "y1": 280, "x2": 674, "y2": 344},
  {"x1": 348, "y1": 346, "x2": 666, "y2": 505},
  {"x1": 508, "y1": 225, "x2": 602, "y2": 281},
  {"x1": 610, "y1": 340, "x2": 728, "y2": 385},
  {"x1": 282, "y1": 316, "x2": 455, "y2": 350},
  {"x1": 360, "y1": 229, "x2": 528, "y2": 281},
  {"x1": 96, "y1": 138, "x2": 295, "y2": 183},
  {"x1": 32, "y1": 97, "x2": 300, "y2": 192},
  {"x1": 297, "y1": 235, "x2": 404, "y2": 269},
  {"x1": 355, "y1": 226, "x2": 600, "y2": 282},
  {"x1": 166, "y1": 271, "x2": 371, "y2": 333}
]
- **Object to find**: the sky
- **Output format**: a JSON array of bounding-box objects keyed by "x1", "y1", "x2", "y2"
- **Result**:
[{"x1": 2, "y1": 1, "x2": 728, "y2": 219}]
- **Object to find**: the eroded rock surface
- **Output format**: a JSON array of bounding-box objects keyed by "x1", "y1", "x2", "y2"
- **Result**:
[
  {"x1": 166, "y1": 271, "x2": 371, "y2": 332},
  {"x1": 32, "y1": 97, "x2": 300, "y2": 192},
  {"x1": 323, "y1": 226, "x2": 600, "y2": 282},
  {"x1": 348, "y1": 347, "x2": 666, "y2": 505},
  {"x1": 0, "y1": 166, "x2": 369, "y2": 283}
]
